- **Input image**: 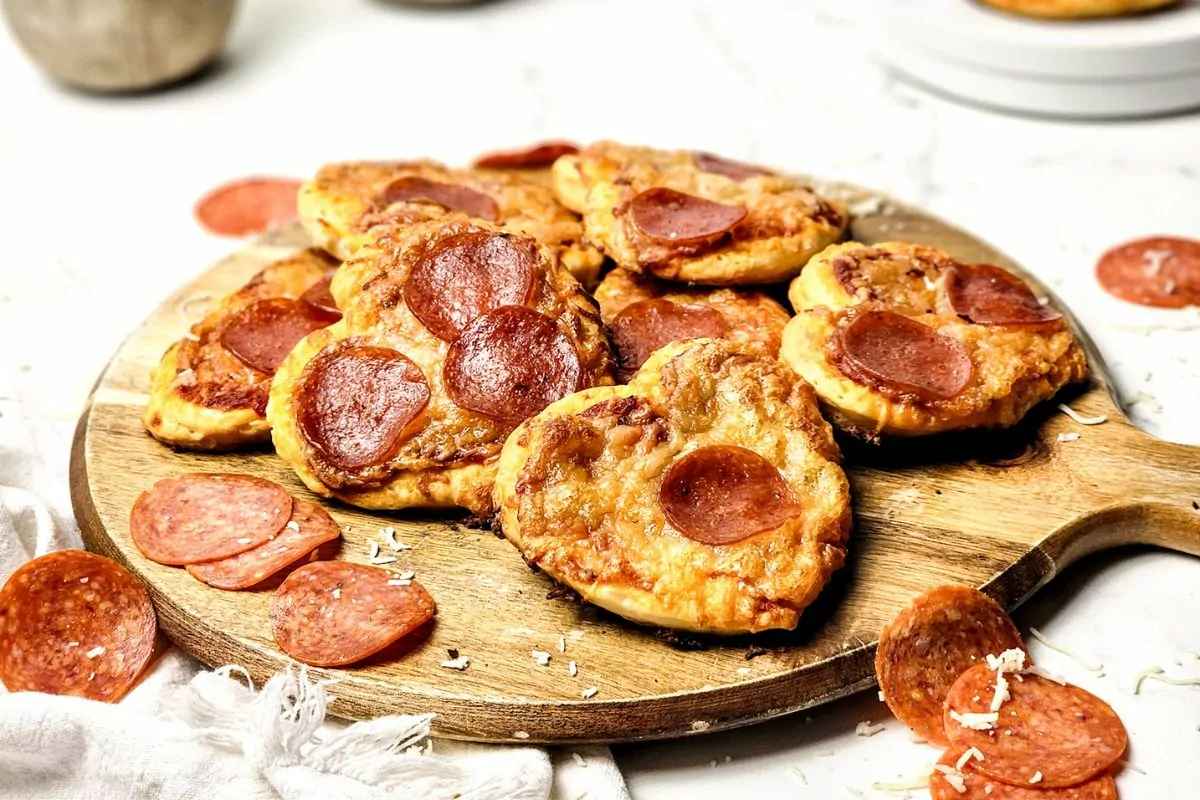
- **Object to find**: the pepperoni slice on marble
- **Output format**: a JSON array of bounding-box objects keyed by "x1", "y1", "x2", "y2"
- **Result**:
[
  {"x1": 299, "y1": 272, "x2": 341, "y2": 318},
  {"x1": 0, "y1": 551, "x2": 157, "y2": 703},
  {"x1": 1095, "y1": 235, "x2": 1200, "y2": 308},
  {"x1": 405, "y1": 231, "x2": 538, "y2": 341},
  {"x1": 629, "y1": 187, "x2": 747, "y2": 246},
  {"x1": 220, "y1": 298, "x2": 340, "y2": 375},
  {"x1": 659, "y1": 445, "x2": 801, "y2": 545},
  {"x1": 833, "y1": 311, "x2": 973, "y2": 402},
  {"x1": 692, "y1": 152, "x2": 773, "y2": 181},
  {"x1": 947, "y1": 265, "x2": 1061, "y2": 326},
  {"x1": 297, "y1": 345, "x2": 430, "y2": 472},
  {"x1": 380, "y1": 176, "x2": 500, "y2": 222},
  {"x1": 187, "y1": 499, "x2": 341, "y2": 590},
  {"x1": 270, "y1": 561, "x2": 436, "y2": 667},
  {"x1": 929, "y1": 748, "x2": 1117, "y2": 800},
  {"x1": 876, "y1": 584, "x2": 1027, "y2": 745},
  {"x1": 944, "y1": 665, "x2": 1127, "y2": 789},
  {"x1": 473, "y1": 140, "x2": 579, "y2": 169},
  {"x1": 610, "y1": 298, "x2": 728, "y2": 382},
  {"x1": 195, "y1": 177, "x2": 303, "y2": 237},
  {"x1": 444, "y1": 306, "x2": 582, "y2": 422},
  {"x1": 130, "y1": 474, "x2": 293, "y2": 566}
]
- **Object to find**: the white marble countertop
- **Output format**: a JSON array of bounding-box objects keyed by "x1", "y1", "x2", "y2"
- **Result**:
[{"x1": 1, "y1": 0, "x2": 1197, "y2": 797}]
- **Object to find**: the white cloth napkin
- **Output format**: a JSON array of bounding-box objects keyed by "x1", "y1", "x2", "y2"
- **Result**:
[{"x1": 0, "y1": 380, "x2": 630, "y2": 800}]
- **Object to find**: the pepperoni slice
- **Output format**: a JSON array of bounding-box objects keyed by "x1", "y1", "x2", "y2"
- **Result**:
[
  {"x1": 380, "y1": 176, "x2": 499, "y2": 222},
  {"x1": 692, "y1": 152, "x2": 773, "y2": 181},
  {"x1": 220, "y1": 298, "x2": 340, "y2": 375},
  {"x1": 945, "y1": 665, "x2": 1127, "y2": 788},
  {"x1": 610, "y1": 298, "x2": 728, "y2": 382},
  {"x1": 405, "y1": 231, "x2": 538, "y2": 341},
  {"x1": 659, "y1": 445, "x2": 801, "y2": 545},
  {"x1": 300, "y1": 272, "x2": 341, "y2": 318},
  {"x1": 833, "y1": 310, "x2": 973, "y2": 402},
  {"x1": 876, "y1": 584, "x2": 1027, "y2": 745},
  {"x1": 297, "y1": 345, "x2": 431, "y2": 472},
  {"x1": 0, "y1": 551, "x2": 156, "y2": 702},
  {"x1": 929, "y1": 748, "x2": 1117, "y2": 800},
  {"x1": 947, "y1": 265, "x2": 1062, "y2": 326},
  {"x1": 629, "y1": 187, "x2": 747, "y2": 246},
  {"x1": 444, "y1": 306, "x2": 582, "y2": 422},
  {"x1": 195, "y1": 177, "x2": 303, "y2": 237},
  {"x1": 473, "y1": 140, "x2": 579, "y2": 169},
  {"x1": 187, "y1": 499, "x2": 341, "y2": 590},
  {"x1": 270, "y1": 561, "x2": 436, "y2": 667},
  {"x1": 1095, "y1": 235, "x2": 1200, "y2": 308},
  {"x1": 130, "y1": 474, "x2": 293, "y2": 566}
]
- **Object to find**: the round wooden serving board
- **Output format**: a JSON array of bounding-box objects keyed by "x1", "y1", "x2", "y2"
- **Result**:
[{"x1": 72, "y1": 191, "x2": 1200, "y2": 743}]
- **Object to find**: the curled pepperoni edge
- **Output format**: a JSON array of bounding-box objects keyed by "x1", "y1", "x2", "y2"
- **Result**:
[{"x1": 628, "y1": 187, "x2": 748, "y2": 247}]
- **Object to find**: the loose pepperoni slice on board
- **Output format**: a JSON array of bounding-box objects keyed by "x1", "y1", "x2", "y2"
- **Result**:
[
  {"x1": 929, "y1": 748, "x2": 1117, "y2": 800},
  {"x1": 473, "y1": 140, "x2": 579, "y2": 169},
  {"x1": 220, "y1": 298, "x2": 340, "y2": 375},
  {"x1": 629, "y1": 188, "x2": 747, "y2": 246},
  {"x1": 130, "y1": 474, "x2": 293, "y2": 566},
  {"x1": 945, "y1": 664, "x2": 1127, "y2": 788},
  {"x1": 833, "y1": 310, "x2": 973, "y2": 402},
  {"x1": 380, "y1": 176, "x2": 500, "y2": 222},
  {"x1": 1095, "y1": 235, "x2": 1200, "y2": 308},
  {"x1": 195, "y1": 177, "x2": 303, "y2": 237},
  {"x1": 444, "y1": 306, "x2": 582, "y2": 421},
  {"x1": 659, "y1": 445, "x2": 801, "y2": 545},
  {"x1": 270, "y1": 561, "x2": 436, "y2": 667},
  {"x1": 610, "y1": 298, "x2": 728, "y2": 381},
  {"x1": 187, "y1": 499, "x2": 341, "y2": 590},
  {"x1": 300, "y1": 272, "x2": 341, "y2": 318},
  {"x1": 0, "y1": 551, "x2": 157, "y2": 702},
  {"x1": 876, "y1": 584, "x2": 1027, "y2": 745},
  {"x1": 692, "y1": 152, "x2": 773, "y2": 181},
  {"x1": 405, "y1": 231, "x2": 538, "y2": 341},
  {"x1": 297, "y1": 345, "x2": 431, "y2": 471},
  {"x1": 947, "y1": 265, "x2": 1062, "y2": 326}
]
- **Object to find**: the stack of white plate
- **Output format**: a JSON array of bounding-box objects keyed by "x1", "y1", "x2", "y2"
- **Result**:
[{"x1": 872, "y1": 0, "x2": 1200, "y2": 118}]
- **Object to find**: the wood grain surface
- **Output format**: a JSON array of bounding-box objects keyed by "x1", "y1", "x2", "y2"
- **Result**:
[{"x1": 70, "y1": 192, "x2": 1200, "y2": 743}]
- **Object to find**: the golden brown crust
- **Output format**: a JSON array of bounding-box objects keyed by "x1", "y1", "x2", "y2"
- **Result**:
[
  {"x1": 298, "y1": 159, "x2": 604, "y2": 288},
  {"x1": 780, "y1": 241, "x2": 1089, "y2": 437},
  {"x1": 268, "y1": 217, "x2": 615, "y2": 515},
  {"x1": 142, "y1": 248, "x2": 337, "y2": 451},
  {"x1": 556, "y1": 141, "x2": 847, "y2": 286},
  {"x1": 977, "y1": 0, "x2": 1177, "y2": 18},
  {"x1": 595, "y1": 267, "x2": 792, "y2": 366},
  {"x1": 493, "y1": 339, "x2": 851, "y2": 634}
]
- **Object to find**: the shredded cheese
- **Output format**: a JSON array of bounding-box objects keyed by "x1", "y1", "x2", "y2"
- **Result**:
[
  {"x1": 956, "y1": 747, "x2": 984, "y2": 771},
  {"x1": 285, "y1": 520, "x2": 300, "y2": 532},
  {"x1": 1029, "y1": 626, "x2": 1104, "y2": 671},
  {"x1": 383, "y1": 526, "x2": 412, "y2": 551},
  {"x1": 1133, "y1": 665, "x2": 1200, "y2": 694},
  {"x1": 872, "y1": 772, "x2": 931, "y2": 792},
  {"x1": 513, "y1": 731, "x2": 530, "y2": 740},
  {"x1": 558, "y1": 635, "x2": 567, "y2": 653},
  {"x1": 855, "y1": 720, "x2": 885, "y2": 737},
  {"x1": 571, "y1": 751, "x2": 587, "y2": 767},
  {"x1": 395, "y1": 571, "x2": 415, "y2": 580},
  {"x1": 569, "y1": 660, "x2": 578, "y2": 677},
  {"x1": 1058, "y1": 404, "x2": 1107, "y2": 426},
  {"x1": 985, "y1": 648, "x2": 1026, "y2": 673},
  {"x1": 932, "y1": 764, "x2": 967, "y2": 793},
  {"x1": 581, "y1": 686, "x2": 598, "y2": 699},
  {"x1": 878, "y1": 690, "x2": 886, "y2": 701},
  {"x1": 1030, "y1": 771, "x2": 1043, "y2": 784},
  {"x1": 949, "y1": 709, "x2": 998, "y2": 731},
  {"x1": 1142, "y1": 249, "x2": 1172, "y2": 276},
  {"x1": 168, "y1": 369, "x2": 196, "y2": 391},
  {"x1": 331, "y1": 587, "x2": 341, "y2": 600},
  {"x1": 85, "y1": 646, "x2": 105, "y2": 659},
  {"x1": 531, "y1": 650, "x2": 551, "y2": 667},
  {"x1": 690, "y1": 720, "x2": 711, "y2": 732},
  {"x1": 1056, "y1": 432, "x2": 1080, "y2": 443},
  {"x1": 441, "y1": 656, "x2": 470, "y2": 671}
]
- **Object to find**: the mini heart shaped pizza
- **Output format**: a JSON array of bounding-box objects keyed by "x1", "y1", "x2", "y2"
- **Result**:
[
  {"x1": 552, "y1": 141, "x2": 847, "y2": 286},
  {"x1": 298, "y1": 159, "x2": 603, "y2": 287},
  {"x1": 780, "y1": 241, "x2": 1089, "y2": 439},
  {"x1": 492, "y1": 338, "x2": 852, "y2": 634},
  {"x1": 267, "y1": 217, "x2": 615, "y2": 515}
]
